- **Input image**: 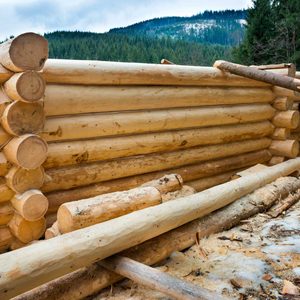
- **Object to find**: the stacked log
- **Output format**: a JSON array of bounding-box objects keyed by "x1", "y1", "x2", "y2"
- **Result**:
[{"x1": 0, "y1": 33, "x2": 48, "y2": 250}]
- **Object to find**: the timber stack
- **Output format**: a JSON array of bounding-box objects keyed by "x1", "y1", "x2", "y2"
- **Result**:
[
  {"x1": 0, "y1": 32, "x2": 299, "y2": 251},
  {"x1": 0, "y1": 33, "x2": 49, "y2": 251}
]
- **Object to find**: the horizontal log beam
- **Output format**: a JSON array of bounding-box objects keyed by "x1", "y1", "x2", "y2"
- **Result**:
[
  {"x1": 272, "y1": 110, "x2": 299, "y2": 129},
  {"x1": 41, "y1": 59, "x2": 270, "y2": 87},
  {"x1": 272, "y1": 97, "x2": 293, "y2": 111},
  {"x1": 269, "y1": 139, "x2": 299, "y2": 158},
  {"x1": 44, "y1": 121, "x2": 274, "y2": 168},
  {"x1": 42, "y1": 105, "x2": 275, "y2": 142},
  {"x1": 43, "y1": 138, "x2": 271, "y2": 193},
  {"x1": 2, "y1": 158, "x2": 300, "y2": 298},
  {"x1": 43, "y1": 85, "x2": 275, "y2": 116}
]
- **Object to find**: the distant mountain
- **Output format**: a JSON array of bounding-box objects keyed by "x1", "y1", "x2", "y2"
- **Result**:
[{"x1": 110, "y1": 10, "x2": 247, "y2": 46}]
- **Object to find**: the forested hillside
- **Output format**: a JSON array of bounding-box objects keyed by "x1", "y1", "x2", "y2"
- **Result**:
[{"x1": 45, "y1": 32, "x2": 232, "y2": 66}]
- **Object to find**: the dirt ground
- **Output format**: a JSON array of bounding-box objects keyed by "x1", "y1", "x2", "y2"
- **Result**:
[{"x1": 95, "y1": 197, "x2": 300, "y2": 299}]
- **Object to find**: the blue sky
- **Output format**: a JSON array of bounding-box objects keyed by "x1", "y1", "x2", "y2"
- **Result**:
[{"x1": 0, "y1": 0, "x2": 252, "y2": 40}]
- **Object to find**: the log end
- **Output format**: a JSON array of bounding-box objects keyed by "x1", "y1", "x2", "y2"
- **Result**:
[
  {"x1": 8, "y1": 33, "x2": 48, "y2": 72},
  {"x1": 57, "y1": 205, "x2": 74, "y2": 234},
  {"x1": 269, "y1": 140, "x2": 299, "y2": 158}
]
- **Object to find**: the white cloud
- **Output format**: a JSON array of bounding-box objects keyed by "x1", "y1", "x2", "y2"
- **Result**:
[{"x1": 0, "y1": 0, "x2": 252, "y2": 40}]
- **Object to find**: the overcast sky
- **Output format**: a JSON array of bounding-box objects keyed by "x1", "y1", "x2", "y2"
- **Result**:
[{"x1": 0, "y1": 0, "x2": 252, "y2": 40}]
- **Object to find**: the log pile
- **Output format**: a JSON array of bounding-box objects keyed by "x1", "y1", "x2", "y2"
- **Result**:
[{"x1": 0, "y1": 33, "x2": 48, "y2": 251}]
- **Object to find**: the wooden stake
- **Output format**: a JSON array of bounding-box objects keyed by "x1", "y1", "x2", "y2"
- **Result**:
[
  {"x1": 101, "y1": 256, "x2": 224, "y2": 300},
  {"x1": 44, "y1": 121, "x2": 274, "y2": 168},
  {"x1": 269, "y1": 140, "x2": 299, "y2": 158},
  {"x1": 0, "y1": 33, "x2": 48, "y2": 72},
  {"x1": 13, "y1": 176, "x2": 300, "y2": 300},
  {"x1": 3, "y1": 71, "x2": 45, "y2": 102},
  {"x1": 214, "y1": 60, "x2": 300, "y2": 92},
  {"x1": 272, "y1": 110, "x2": 299, "y2": 129},
  {"x1": 11, "y1": 190, "x2": 48, "y2": 221},
  {"x1": 1, "y1": 101, "x2": 45, "y2": 136},
  {"x1": 2, "y1": 159, "x2": 300, "y2": 298},
  {"x1": 5, "y1": 166, "x2": 45, "y2": 193},
  {"x1": 42, "y1": 138, "x2": 271, "y2": 192},
  {"x1": 8, "y1": 213, "x2": 46, "y2": 243},
  {"x1": 3, "y1": 134, "x2": 48, "y2": 169},
  {"x1": 42, "y1": 104, "x2": 275, "y2": 142}
]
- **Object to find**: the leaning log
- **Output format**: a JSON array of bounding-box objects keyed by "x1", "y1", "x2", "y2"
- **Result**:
[
  {"x1": 0, "y1": 33, "x2": 48, "y2": 72},
  {"x1": 43, "y1": 138, "x2": 271, "y2": 192},
  {"x1": 4, "y1": 160, "x2": 300, "y2": 299},
  {"x1": 43, "y1": 85, "x2": 275, "y2": 116},
  {"x1": 101, "y1": 256, "x2": 224, "y2": 300},
  {"x1": 44, "y1": 121, "x2": 274, "y2": 168},
  {"x1": 214, "y1": 60, "x2": 300, "y2": 92},
  {"x1": 41, "y1": 59, "x2": 270, "y2": 87},
  {"x1": 42, "y1": 104, "x2": 275, "y2": 142}
]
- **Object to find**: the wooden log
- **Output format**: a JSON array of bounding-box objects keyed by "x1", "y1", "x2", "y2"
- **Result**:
[
  {"x1": 42, "y1": 104, "x2": 275, "y2": 142},
  {"x1": 0, "y1": 127, "x2": 10, "y2": 146},
  {"x1": 186, "y1": 171, "x2": 239, "y2": 192},
  {"x1": 273, "y1": 87, "x2": 300, "y2": 100},
  {"x1": 272, "y1": 110, "x2": 299, "y2": 129},
  {"x1": 3, "y1": 71, "x2": 45, "y2": 102},
  {"x1": 45, "y1": 222, "x2": 60, "y2": 240},
  {"x1": 5, "y1": 166, "x2": 45, "y2": 193},
  {"x1": 45, "y1": 149, "x2": 271, "y2": 212},
  {"x1": 57, "y1": 175, "x2": 182, "y2": 233},
  {"x1": 45, "y1": 213, "x2": 57, "y2": 228},
  {"x1": 13, "y1": 176, "x2": 300, "y2": 300},
  {"x1": 3, "y1": 134, "x2": 48, "y2": 169},
  {"x1": 44, "y1": 121, "x2": 274, "y2": 168},
  {"x1": 58, "y1": 186, "x2": 162, "y2": 233},
  {"x1": 269, "y1": 140, "x2": 299, "y2": 158},
  {"x1": 160, "y1": 58, "x2": 174, "y2": 64},
  {"x1": 0, "y1": 65, "x2": 12, "y2": 83},
  {"x1": 272, "y1": 128, "x2": 290, "y2": 140},
  {"x1": 251, "y1": 63, "x2": 296, "y2": 77},
  {"x1": 0, "y1": 202, "x2": 13, "y2": 225},
  {"x1": 44, "y1": 85, "x2": 275, "y2": 116},
  {"x1": 43, "y1": 138, "x2": 271, "y2": 192},
  {"x1": 101, "y1": 256, "x2": 224, "y2": 300},
  {"x1": 214, "y1": 60, "x2": 300, "y2": 92},
  {"x1": 0, "y1": 226, "x2": 12, "y2": 253},
  {"x1": 41, "y1": 59, "x2": 270, "y2": 87},
  {"x1": 8, "y1": 213, "x2": 46, "y2": 243},
  {"x1": 272, "y1": 97, "x2": 293, "y2": 111},
  {"x1": 11, "y1": 190, "x2": 48, "y2": 221},
  {"x1": 2, "y1": 158, "x2": 300, "y2": 299},
  {"x1": 0, "y1": 33, "x2": 48, "y2": 72},
  {"x1": 0, "y1": 182, "x2": 14, "y2": 203},
  {"x1": 268, "y1": 156, "x2": 285, "y2": 166},
  {"x1": 292, "y1": 102, "x2": 300, "y2": 111},
  {"x1": 1, "y1": 101, "x2": 45, "y2": 136}
]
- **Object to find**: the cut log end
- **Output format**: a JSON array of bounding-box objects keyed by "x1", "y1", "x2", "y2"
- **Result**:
[
  {"x1": 4, "y1": 134, "x2": 48, "y2": 169},
  {"x1": 2, "y1": 101, "x2": 45, "y2": 136},
  {"x1": 3, "y1": 33, "x2": 48, "y2": 72},
  {"x1": 57, "y1": 205, "x2": 73, "y2": 234},
  {"x1": 269, "y1": 140, "x2": 299, "y2": 158},
  {"x1": 11, "y1": 190, "x2": 48, "y2": 221}
]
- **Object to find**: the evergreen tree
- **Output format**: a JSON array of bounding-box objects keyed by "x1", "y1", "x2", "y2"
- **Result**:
[{"x1": 234, "y1": 0, "x2": 274, "y2": 64}]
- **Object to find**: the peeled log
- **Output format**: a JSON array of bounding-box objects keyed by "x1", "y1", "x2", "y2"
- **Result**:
[
  {"x1": 0, "y1": 153, "x2": 10, "y2": 176},
  {"x1": 0, "y1": 202, "x2": 13, "y2": 225},
  {"x1": 269, "y1": 140, "x2": 299, "y2": 158},
  {"x1": 0, "y1": 182, "x2": 14, "y2": 203},
  {"x1": 214, "y1": 60, "x2": 300, "y2": 92},
  {"x1": 3, "y1": 71, "x2": 45, "y2": 102},
  {"x1": 8, "y1": 214, "x2": 46, "y2": 243},
  {"x1": 0, "y1": 33, "x2": 48, "y2": 72},
  {"x1": 43, "y1": 138, "x2": 271, "y2": 192},
  {"x1": 273, "y1": 87, "x2": 300, "y2": 100},
  {"x1": 0, "y1": 227, "x2": 12, "y2": 253},
  {"x1": 1, "y1": 101, "x2": 45, "y2": 136},
  {"x1": 272, "y1": 97, "x2": 293, "y2": 111},
  {"x1": 44, "y1": 121, "x2": 274, "y2": 168},
  {"x1": 272, "y1": 110, "x2": 299, "y2": 129},
  {"x1": 58, "y1": 186, "x2": 162, "y2": 233},
  {"x1": 0, "y1": 127, "x2": 10, "y2": 146},
  {"x1": 272, "y1": 128, "x2": 290, "y2": 140},
  {"x1": 42, "y1": 104, "x2": 275, "y2": 142},
  {"x1": 2, "y1": 159, "x2": 300, "y2": 298},
  {"x1": 46, "y1": 149, "x2": 271, "y2": 212},
  {"x1": 268, "y1": 156, "x2": 285, "y2": 166},
  {"x1": 5, "y1": 166, "x2": 45, "y2": 193},
  {"x1": 43, "y1": 85, "x2": 275, "y2": 116},
  {"x1": 42, "y1": 59, "x2": 270, "y2": 87},
  {"x1": 45, "y1": 222, "x2": 60, "y2": 240},
  {"x1": 11, "y1": 190, "x2": 48, "y2": 221},
  {"x1": 3, "y1": 134, "x2": 48, "y2": 169}
]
